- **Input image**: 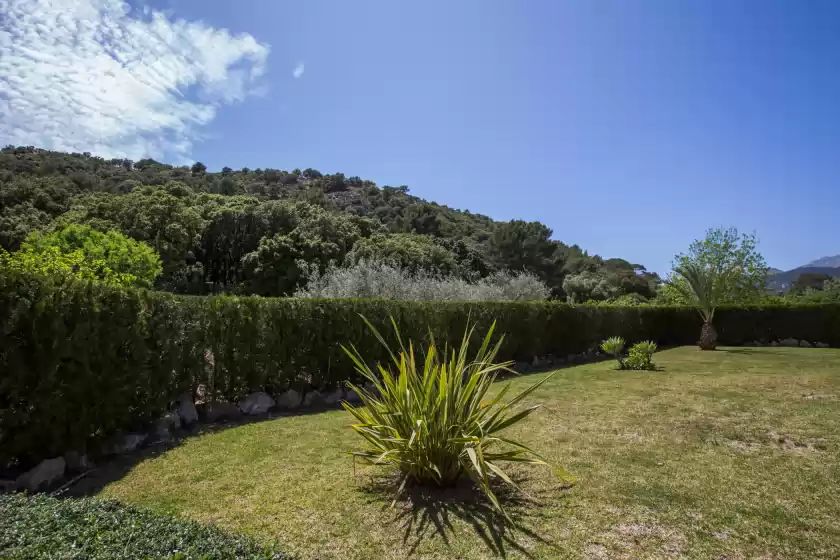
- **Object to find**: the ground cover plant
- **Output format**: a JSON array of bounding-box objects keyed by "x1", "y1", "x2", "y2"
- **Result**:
[
  {"x1": 0, "y1": 493, "x2": 285, "y2": 560},
  {"x1": 99, "y1": 346, "x2": 840, "y2": 559}
]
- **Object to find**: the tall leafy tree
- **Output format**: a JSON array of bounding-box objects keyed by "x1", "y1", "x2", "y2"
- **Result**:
[
  {"x1": 1, "y1": 224, "x2": 161, "y2": 288},
  {"x1": 662, "y1": 227, "x2": 769, "y2": 305},
  {"x1": 348, "y1": 233, "x2": 459, "y2": 275},
  {"x1": 791, "y1": 272, "x2": 833, "y2": 295}
]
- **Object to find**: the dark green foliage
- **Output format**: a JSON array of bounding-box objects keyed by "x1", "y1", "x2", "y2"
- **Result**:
[
  {"x1": 347, "y1": 233, "x2": 459, "y2": 274},
  {"x1": 791, "y1": 272, "x2": 833, "y2": 294},
  {"x1": 714, "y1": 303, "x2": 840, "y2": 346},
  {"x1": 0, "y1": 146, "x2": 655, "y2": 300},
  {"x1": 4, "y1": 269, "x2": 839, "y2": 466},
  {"x1": 0, "y1": 493, "x2": 285, "y2": 559}
]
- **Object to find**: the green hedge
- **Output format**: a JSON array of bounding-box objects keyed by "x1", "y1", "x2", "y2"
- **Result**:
[
  {"x1": 1, "y1": 269, "x2": 838, "y2": 466},
  {"x1": 0, "y1": 493, "x2": 286, "y2": 559}
]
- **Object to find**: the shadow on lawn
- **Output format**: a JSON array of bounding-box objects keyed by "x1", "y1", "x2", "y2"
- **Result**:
[
  {"x1": 719, "y1": 347, "x2": 800, "y2": 356},
  {"x1": 59, "y1": 354, "x2": 605, "y2": 498},
  {"x1": 357, "y1": 473, "x2": 567, "y2": 558},
  {"x1": 61, "y1": 406, "x2": 337, "y2": 498},
  {"x1": 59, "y1": 359, "x2": 591, "y2": 497}
]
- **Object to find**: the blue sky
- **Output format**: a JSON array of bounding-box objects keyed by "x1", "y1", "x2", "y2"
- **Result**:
[{"x1": 4, "y1": 1, "x2": 839, "y2": 274}]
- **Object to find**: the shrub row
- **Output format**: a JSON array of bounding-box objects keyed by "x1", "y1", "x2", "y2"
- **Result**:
[
  {"x1": 2, "y1": 269, "x2": 839, "y2": 466},
  {"x1": 0, "y1": 493, "x2": 286, "y2": 559}
]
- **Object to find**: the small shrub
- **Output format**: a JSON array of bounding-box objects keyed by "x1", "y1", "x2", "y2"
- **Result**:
[
  {"x1": 625, "y1": 341, "x2": 658, "y2": 370},
  {"x1": 600, "y1": 336, "x2": 626, "y2": 369},
  {"x1": 342, "y1": 317, "x2": 564, "y2": 515}
]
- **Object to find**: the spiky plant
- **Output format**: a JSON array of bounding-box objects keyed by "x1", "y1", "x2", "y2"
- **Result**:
[
  {"x1": 342, "y1": 316, "x2": 561, "y2": 515},
  {"x1": 669, "y1": 262, "x2": 725, "y2": 350},
  {"x1": 600, "y1": 336, "x2": 626, "y2": 369}
]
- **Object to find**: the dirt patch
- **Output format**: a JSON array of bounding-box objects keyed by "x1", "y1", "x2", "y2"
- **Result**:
[
  {"x1": 768, "y1": 432, "x2": 827, "y2": 454},
  {"x1": 616, "y1": 432, "x2": 647, "y2": 442},
  {"x1": 726, "y1": 432, "x2": 827, "y2": 455},
  {"x1": 584, "y1": 543, "x2": 609, "y2": 560},
  {"x1": 801, "y1": 392, "x2": 836, "y2": 401},
  {"x1": 726, "y1": 440, "x2": 763, "y2": 454},
  {"x1": 584, "y1": 522, "x2": 686, "y2": 559}
]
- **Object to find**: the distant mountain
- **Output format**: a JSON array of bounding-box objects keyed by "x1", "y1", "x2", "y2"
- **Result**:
[
  {"x1": 804, "y1": 255, "x2": 840, "y2": 268},
  {"x1": 768, "y1": 266, "x2": 840, "y2": 293}
]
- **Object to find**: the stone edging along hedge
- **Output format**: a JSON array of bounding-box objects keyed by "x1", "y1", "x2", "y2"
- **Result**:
[{"x1": 1, "y1": 269, "x2": 839, "y2": 485}]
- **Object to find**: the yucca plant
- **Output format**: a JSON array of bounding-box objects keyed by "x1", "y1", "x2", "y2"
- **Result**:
[
  {"x1": 342, "y1": 316, "x2": 560, "y2": 516},
  {"x1": 600, "y1": 336, "x2": 626, "y2": 369},
  {"x1": 669, "y1": 262, "x2": 726, "y2": 350}
]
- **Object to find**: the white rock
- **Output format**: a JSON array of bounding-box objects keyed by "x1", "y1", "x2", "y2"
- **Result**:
[
  {"x1": 238, "y1": 392, "x2": 276, "y2": 415},
  {"x1": 322, "y1": 389, "x2": 345, "y2": 406},
  {"x1": 815, "y1": 342, "x2": 831, "y2": 349},
  {"x1": 276, "y1": 389, "x2": 301, "y2": 410},
  {"x1": 104, "y1": 433, "x2": 147, "y2": 455},
  {"x1": 779, "y1": 338, "x2": 800, "y2": 347},
  {"x1": 177, "y1": 393, "x2": 199, "y2": 426},
  {"x1": 800, "y1": 340, "x2": 812, "y2": 348},
  {"x1": 345, "y1": 388, "x2": 362, "y2": 403},
  {"x1": 64, "y1": 451, "x2": 92, "y2": 473},
  {"x1": 303, "y1": 391, "x2": 323, "y2": 407},
  {"x1": 154, "y1": 412, "x2": 180, "y2": 441},
  {"x1": 201, "y1": 402, "x2": 242, "y2": 422},
  {"x1": 16, "y1": 457, "x2": 66, "y2": 491}
]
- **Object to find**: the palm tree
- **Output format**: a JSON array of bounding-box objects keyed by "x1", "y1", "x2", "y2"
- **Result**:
[{"x1": 670, "y1": 262, "x2": 725, "y2": 350}]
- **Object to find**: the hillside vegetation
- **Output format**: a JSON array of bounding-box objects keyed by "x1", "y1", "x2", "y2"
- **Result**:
[{"x1": 0, "y1": 146, "x2": 659, "y2": 300}]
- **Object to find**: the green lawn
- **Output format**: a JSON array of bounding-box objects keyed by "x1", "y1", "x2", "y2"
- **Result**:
[{"x1": 101, "y1": 347, "x2": 840, "y2": 559}]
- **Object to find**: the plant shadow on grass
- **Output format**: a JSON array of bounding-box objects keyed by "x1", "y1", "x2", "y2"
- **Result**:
[
  {"x1": 719, "y1": 347, "x2": 796, "y2": 356},
  {"x1": 356, "y1": 471, "x2": 569, "y2": 558}
]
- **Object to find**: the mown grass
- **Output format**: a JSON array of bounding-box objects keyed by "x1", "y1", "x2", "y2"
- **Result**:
[{"x1": 101, "y1": 347, "x2": 840, "y2": 559}]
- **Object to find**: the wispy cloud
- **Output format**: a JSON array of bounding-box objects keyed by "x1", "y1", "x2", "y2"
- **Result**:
[
  {"x1": 293, "y1": 62, "x2": 305, "y2": 79},
  {"x1": 0, "y1": 0, "x2": 270, "y2": 162}
]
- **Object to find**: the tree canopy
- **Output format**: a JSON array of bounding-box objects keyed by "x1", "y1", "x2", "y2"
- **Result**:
[
  {"x1": 661, "y1": 227, "x2": 769, "y2": 305},
  {"x1": 0, "y1": 223, "x2": 161, "y2": 288},
  {"x1": 0, "y1": 146, "x2": 658, "y2": 300}
]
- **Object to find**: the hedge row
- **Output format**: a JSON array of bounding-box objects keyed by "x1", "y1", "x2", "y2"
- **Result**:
[{"x1": 2, "y1": 269, "x2": 839, "y2": 466}]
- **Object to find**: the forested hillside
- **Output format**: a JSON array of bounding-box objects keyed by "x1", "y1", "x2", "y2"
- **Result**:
[{"x1": 0, "y1": 146, "x2": 659, "y2": 300}]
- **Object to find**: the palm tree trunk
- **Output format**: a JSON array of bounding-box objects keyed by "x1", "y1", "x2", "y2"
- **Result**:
[{"x1": 699, "y1": 320, "x2": 717, "y2": 350}]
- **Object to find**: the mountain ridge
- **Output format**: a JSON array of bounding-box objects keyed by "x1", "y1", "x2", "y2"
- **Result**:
[{"x1": 804, "y1": 255, "x2": 840, "y2": 268}]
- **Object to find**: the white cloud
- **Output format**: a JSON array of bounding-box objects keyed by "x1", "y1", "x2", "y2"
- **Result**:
[
  {"x1": 0, "y1": 0, "x2": 270, "y2": 162},
  {"x1": 293, "y1": 62, "x2": 305, "y2": 79}
]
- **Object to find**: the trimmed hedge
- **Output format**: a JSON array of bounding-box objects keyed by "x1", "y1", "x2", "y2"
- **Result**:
[
  {"x1": 1, "y1": 269, "x2": 839, "y2": 466},
  {"x1": 0, "y1": 493, "x2": 286, "y2": 559}
]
